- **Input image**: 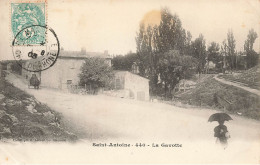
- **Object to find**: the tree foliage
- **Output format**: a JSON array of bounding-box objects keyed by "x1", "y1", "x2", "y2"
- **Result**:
[
  {"x1": 158, "y1": 50, "x2": 197, "y2": 97},
  {"x1": 207, "y1": 42, "x2": 222, "y2": 70},
  {"x1": 244, "y1": 29, "x2": 258, "y2": 52},
  {"x1": 244, "y1": 29, "x2": 258, "y2": 68},
  {"x1": 79, "y1": 57, "x2": 114, "y2": 92},
  {"x1": 208, "y1": 42, "x2": 220, "y2": 63},
  {"x1": 112, "y1": 53, "x2": 138, "y2": 71},
  {"x1": 135, "y1": 7, "x2": 258, "y2": 98},
  {"x1": 135, "y1": 8, "x2": 195, "y2": 97},
  {"x1": 226, "y1": 30, "x2": 236, "y2": 70},
  {"x1": 190, "y1": 34, "x2": 207, "y2": 74}
]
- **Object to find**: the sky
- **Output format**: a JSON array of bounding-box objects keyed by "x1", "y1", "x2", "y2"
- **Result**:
[{"x1": 0, "y1": 0, "x2": 259, "y2": 60}]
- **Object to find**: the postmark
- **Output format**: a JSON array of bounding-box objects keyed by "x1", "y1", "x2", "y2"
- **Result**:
[
  {"x1": 11, "y1": 2, "x2": 46, "y2": 45},
  {"x1": 12, "y1": 25, "x2": 60, "y2": 72}
]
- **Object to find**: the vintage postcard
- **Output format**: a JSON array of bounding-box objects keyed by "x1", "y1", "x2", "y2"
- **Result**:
[{"x1": 0, "y1": 0, "x2": 259, "y2": 164}]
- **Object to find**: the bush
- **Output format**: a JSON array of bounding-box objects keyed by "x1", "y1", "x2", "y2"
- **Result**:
[{"x1": 79, "y1": 57, "x2": 114, "y2": 94}]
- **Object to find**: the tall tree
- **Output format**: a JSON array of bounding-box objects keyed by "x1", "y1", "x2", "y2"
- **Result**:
[
  {"x1": 158, "y1": 8, "x2": 173, "y2": 53},
  {"x1": 207, "y1": 42, "x2": 220, "y2": 64},
  {"x1": 184, "y1": 31, "x2": 193, "y2": 55},
  {"x1": 136, "y1": 7, "x2": 198, "y2": 97},
  {"x1": 135, "y1": 23, "x2": 147, "y2": 76},
  {"x1": 136, "y1": 23, "x2": 159, "y2": 95},
  {"x1": 227, "y1": 30, "x2": 236, "y2": 70},
  {"x1": 244, "y1": 29, "x2": 258, "y2": 68},
  {"x1": 244, "y1": 29, "x2": 258, "y2": 52},
  {"x1": 191, "y1": 34, "x2": 206, "y2": 74},
  {"x1": 220, "y1": 40, "x2": 229, "y2": 72},
  {"x1": 158, "y1": 9, "x2": 186, "y2": 54}
]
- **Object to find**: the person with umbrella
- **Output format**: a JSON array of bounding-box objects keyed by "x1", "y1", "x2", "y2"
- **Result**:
[{"x1": 208, "y1": 113, "x2": 232, "y2": 149}]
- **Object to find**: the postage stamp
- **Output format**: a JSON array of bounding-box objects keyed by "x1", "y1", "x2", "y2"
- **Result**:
[{"x1": 11, "y1": 2, "x2": 46, "y2": 45}]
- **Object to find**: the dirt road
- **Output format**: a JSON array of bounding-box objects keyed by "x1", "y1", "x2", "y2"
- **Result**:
[{"x1": 1, "y1": 72, "x2": 260, "y2": 164}]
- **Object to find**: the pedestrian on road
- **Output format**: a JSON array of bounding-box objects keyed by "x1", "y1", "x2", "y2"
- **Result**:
[
  {"x1": 208, "y1": 112, "x2": 232, "y2": 149},
  {"x1": 214, "y1": 120, "x2": 230, "y2": 149}
]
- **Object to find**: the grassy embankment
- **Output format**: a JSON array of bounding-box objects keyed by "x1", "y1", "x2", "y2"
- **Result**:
[
  {"x1": 0, "y1": 77, "x2": 78, "y2": 142},
  {"x1": 218, "y1": 65, "x2": 260, "y2": 89},
  {"x1": 176, "y1": 76, "x2": 260, "y2": 120}
]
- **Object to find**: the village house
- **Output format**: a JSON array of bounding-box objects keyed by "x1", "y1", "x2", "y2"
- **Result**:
[
  {"x1": 21, "y1": 48, "x2": 150, "y2": 101},
  {"x1": 22, "y1": 47, "x2": 112, "y2": 90},
  {"x1": 113, "y1": 71, "x2": 150, "y2": 101},
  {"x1": 42, "y1": 48, "x2": 112, "y2": 90}
]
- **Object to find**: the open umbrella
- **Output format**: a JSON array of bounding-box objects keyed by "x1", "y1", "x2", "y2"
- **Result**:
[{"x1": 208, "y1": 113, "x2": 233, "y2": 122}]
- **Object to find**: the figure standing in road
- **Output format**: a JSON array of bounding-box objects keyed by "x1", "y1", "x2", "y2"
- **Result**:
[
  {"x1": 208, "y1": 113, "x2": 233, "y2": 149},
  {"x1": 214, "y1": 120, "x2": 230, "y2": 149}
]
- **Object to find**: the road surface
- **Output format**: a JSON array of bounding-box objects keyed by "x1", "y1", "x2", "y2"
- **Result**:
[{"x1": 1, "y1": 72, "x2": 260, "y2": 164}]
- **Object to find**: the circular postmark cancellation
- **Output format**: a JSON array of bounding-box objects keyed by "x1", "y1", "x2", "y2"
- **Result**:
[{"x1": 12, "y1": 25, "x2": 60, "y2": 72}]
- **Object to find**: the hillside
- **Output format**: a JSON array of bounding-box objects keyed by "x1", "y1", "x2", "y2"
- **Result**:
[
  {"x1": 218, "y1": 65, "x2": 260, "y2": 89},
  {"x1": 0, "y1": 77, "x2": 77, "y2": 142},
  {"x1": 176, "y1": 76, "x2": 260, "y2": 120}
]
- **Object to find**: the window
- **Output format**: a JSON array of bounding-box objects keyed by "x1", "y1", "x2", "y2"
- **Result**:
[
  {"x1": 67, "y1": 80, "x2": 72, "y2": 84},
  {"x1": 115, "y1": 78, "x2": 121, "y2": 89}
]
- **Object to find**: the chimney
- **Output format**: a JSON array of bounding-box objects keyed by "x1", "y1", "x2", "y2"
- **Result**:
[
  {"x1": 104, "y1": 50, "x2": 108, "y2": 56},
  {"x1": 81, "y1": 47, "x2": 86, "y2": 54}
]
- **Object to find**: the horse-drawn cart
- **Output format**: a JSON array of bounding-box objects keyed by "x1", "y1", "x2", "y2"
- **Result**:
[{"x1": 28, "y1": 74, "x2": 40, "y2": 89}]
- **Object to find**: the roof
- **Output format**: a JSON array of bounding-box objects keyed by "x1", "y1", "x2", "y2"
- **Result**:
[
  {"x1": 114, "y1": 71, "x2": 149, "y2": 81},
  {"x1": 59, "y1": 49, "x2": 111, "y2": 59}
]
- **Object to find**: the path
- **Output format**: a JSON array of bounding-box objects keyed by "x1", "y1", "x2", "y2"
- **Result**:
[{"x1": 214, "y1": 75, "x2": 260, "y2": 96}]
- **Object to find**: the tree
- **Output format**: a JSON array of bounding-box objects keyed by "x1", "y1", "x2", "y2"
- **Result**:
[
  {"x1": 135, "y1": 8, "x2": 190, "y2": 96},
  {"x1": 135, "y1": 23, "x2": 147, "y2": 76},
  {"x1": 244, "y1": 29, "x2": 258, "y2": 52},
  {"x1": 227, "y1": 30, "x2": 236, "y2": 70},
  {"x1": 220, "y1": 40, "x2": 228, "y2": 72},
  {"x1": 158, "y1": 50, "x2": 197, "y2": 98},
  {"x1": 158, "y1": 8, "x2": 173, "y2": 53},
  {"x1": 158, "y1": 9, "x2": 186, "y2": 54},
  {"x1": 136, "y1": 23, "x2": 157, "y2": 94},
  {"x1": 207, "y1": 42, "x2": 221, "y2": 70},
  {"x1": 191, "y1": 34, "x2": 206, "y2": 74},
  {"x1": 244, "y1": 29, "x2": 258, "y2": 68},
  {"x1": 112, "y1": 53, "x2": 138, "y2": 71},
  {"x1": 207, "y1": 42, "x2": 220, "y2": 63},
  {"x1": 184, "y1": 31, "x2": 193, "y2": 56},
  {"x1": 79, "y1": 57, "x2": 114, "y2": 93}
]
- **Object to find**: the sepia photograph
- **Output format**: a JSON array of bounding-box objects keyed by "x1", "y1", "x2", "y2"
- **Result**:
[{"x1": 0, "y1": 0, "x2": 259, "y2": 164}]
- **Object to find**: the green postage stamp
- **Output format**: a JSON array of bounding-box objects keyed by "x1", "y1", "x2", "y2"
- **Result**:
[{"x1": 11, "y1": 2, "x2": 46, "y2": 45}]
